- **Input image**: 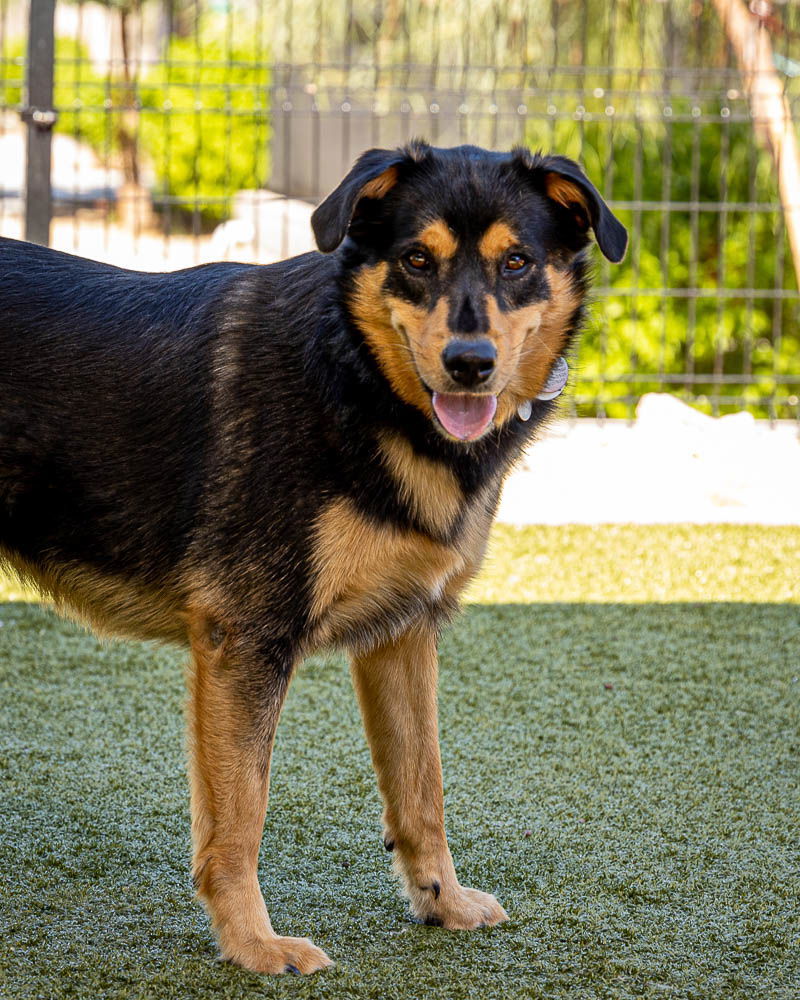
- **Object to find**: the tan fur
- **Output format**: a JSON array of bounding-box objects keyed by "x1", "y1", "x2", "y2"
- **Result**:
[
  {"x1": 348, "y1": 264, "x2": 434, "y2": 416},
  {"x1": 186, "y1": 608, "x2": 332, "y2": 974},
  {"x1": 478, "y1": 221, "x2": 518, "y2": 261},
  {"x1": 187, "y1": 469, "x2": 499, "y2": 955},
  {"x1": 309, "y1": 497, "x2": 464, "y2": 647},
  {"x1": 383, "y1": 295, "x2": 454, "y2": 398},
  {"x1": 378, "y1": 431, "x2": 462, "y2": 535},
  {"x1": 443, "y1": 480, "x2": 498, "y2": 596},
  {"x1": 0, "y1": 547, "x2": 185, "y2": 643},
  {"x1": 343, "y1": 486, "x2": 501, "y2": 930},
  {"x1": 419, "y1": 219, "x2": 458, "y2": 260},
  {"x1": 544, "y1": 172, "x2": 590, "y2": 223},
  {"x1": 491, "y1": 265, "x2": 580, "y2": 426},
  {"x1": 381, "y1": 285, "x2": 556, "y2": 423},
  {"x1": 360, "y1": 166, "x2": 399, "y2": 200},
  {"x1": 350, "y1": 622, "x2": 507, "y2": 929},
  {"x1": 348, "y1": 255, "x2": 578, "y2": 437}
]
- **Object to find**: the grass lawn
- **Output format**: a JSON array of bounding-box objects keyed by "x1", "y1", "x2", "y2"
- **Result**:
[{"x1": 0, "y1": 525, "x2": 798, "y2": 1000}]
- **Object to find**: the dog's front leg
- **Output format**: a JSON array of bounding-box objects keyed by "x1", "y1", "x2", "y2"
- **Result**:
[
  {"x1": 351, "y1": 624, "x2": 508, "y2": 929},
  {"x1": 186, "y1": 614, "x2": 332, "y2": 975}
]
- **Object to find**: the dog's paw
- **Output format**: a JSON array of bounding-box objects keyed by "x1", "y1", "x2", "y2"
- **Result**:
[
  {"x1": 223, "y1": 934, "x2": 333, "y2": 975},
  {"x1": 413, "y1": 884, "x2": 509, "y2": 930}
]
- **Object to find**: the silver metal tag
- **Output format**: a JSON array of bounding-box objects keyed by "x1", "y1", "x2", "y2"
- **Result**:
[{"x1": 536, "y1": 356, "x2": 569, "y2": 401}]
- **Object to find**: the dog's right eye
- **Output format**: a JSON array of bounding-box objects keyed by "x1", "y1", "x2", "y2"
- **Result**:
[
  {"x1": 403, "y1": 250, "x2": 432, "y2": 272},
  {"x1": 502, "y1": 253, "x2": 530, "y2": 276}
]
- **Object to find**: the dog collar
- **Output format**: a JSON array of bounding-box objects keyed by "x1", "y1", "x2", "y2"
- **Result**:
[{"x1": 517, "y1": 356, "x2": 569, "y2": 421}]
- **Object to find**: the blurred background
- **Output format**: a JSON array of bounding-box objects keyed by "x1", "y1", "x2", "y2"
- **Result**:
[{"x1": 1, "y1": 0, "x2": 799, "y2": 428}]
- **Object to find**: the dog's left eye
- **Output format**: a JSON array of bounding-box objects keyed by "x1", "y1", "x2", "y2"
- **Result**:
[
  {"x1": 502, "y1": 253, "x2": 529, "y2": 275},
  {"x1": 403, "y1": 250, "x2": 432, "y2": 272}
]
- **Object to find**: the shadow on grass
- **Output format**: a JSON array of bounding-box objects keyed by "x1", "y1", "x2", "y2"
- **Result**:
[{"x1": 0, "y1": 599, "x2": 797, "y2": 1000}]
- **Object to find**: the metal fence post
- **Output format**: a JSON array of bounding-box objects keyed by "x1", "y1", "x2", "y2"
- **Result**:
[{"x1": 23, "y1": 0, "x2": 57, "y2": 246}]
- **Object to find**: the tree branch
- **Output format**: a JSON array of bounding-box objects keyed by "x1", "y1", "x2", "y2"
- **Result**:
[{"x1": 712, "y1": 0, "x2": 800, "y2": 284}]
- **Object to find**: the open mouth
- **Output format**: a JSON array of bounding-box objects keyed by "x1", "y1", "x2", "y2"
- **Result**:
[{"x1": 431, "y1": 391, "x2": 498, "y2": 442}]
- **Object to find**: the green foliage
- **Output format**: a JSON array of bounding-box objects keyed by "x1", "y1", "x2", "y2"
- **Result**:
[
  {"x1": 0, "y1": 37, "x2": 23, "y2": 110},
  {"x1": 1, "y1": 36, "x2": 111, "y2": 153},
  {"x1": 526, "y1": 100, "x2": 799, "y2": 418},
  {"x1": 1, "y1": 32, "x2": 270, "y2": 226},
  {"x1": 139, "y1": 35, "x2": 270, "y2": 224}
]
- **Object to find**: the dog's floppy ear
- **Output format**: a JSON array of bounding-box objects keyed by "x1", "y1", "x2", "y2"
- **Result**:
[
  {"x1": 311, "y1": 146, "x2": 414, "y2": 253},
  {"x1": 515, "y1": 149, "x2": 628, "y2": 263}
]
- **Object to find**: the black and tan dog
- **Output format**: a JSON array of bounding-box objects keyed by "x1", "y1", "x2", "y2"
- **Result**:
[{"x1": 0, "y1": 142, "x2": 626, "y2": 975}]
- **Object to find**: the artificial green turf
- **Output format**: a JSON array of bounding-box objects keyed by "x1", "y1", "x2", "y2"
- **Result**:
[{"x1": 0, "y1": 525, "x2": 798, "y2": 1000}]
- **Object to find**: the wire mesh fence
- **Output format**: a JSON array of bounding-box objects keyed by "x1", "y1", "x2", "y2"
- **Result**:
[{"x1": 1, "y1": 0, "x2": 798, "y2": 419}]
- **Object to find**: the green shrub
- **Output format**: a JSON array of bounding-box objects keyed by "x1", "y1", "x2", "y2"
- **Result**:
[
  {"x1": 139, "y1": 35, "x2": 271, "y2": 224},
  {"x1": 0, "y1": 38, "x2": 23, "y2": 110},
  {"x1": 1, "y1": 33, "x2": 270, "y2": 226},
  {"x1": 526, "y1": 98, "x2": 799, "y2": 418},
  {"x1": 1, "y1": 36, "x2": 110, "y2": 152}
]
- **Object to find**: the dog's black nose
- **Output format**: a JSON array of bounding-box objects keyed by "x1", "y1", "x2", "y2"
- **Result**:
[{"x1": 441, "y1": 339, "x2": 496, "y2": 387}]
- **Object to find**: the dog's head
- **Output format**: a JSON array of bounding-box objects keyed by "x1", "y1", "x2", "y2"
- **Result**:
[{"x1": 311, "y1": 141, "x2": 626, "y2": 442}]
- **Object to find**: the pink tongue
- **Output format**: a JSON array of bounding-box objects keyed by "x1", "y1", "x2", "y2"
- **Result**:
[{"x1": 431, "y1": 393, "x2": 498, "y2": 441}]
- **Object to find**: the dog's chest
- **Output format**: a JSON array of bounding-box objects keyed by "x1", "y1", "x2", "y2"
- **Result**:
[{"x1": 307, "y1": 494, "x2": 487, "y2": 650}]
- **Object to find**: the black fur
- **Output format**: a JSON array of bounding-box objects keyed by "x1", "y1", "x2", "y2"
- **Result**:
[{"x1": 0, "y1": 142, "x2": 626, "y2": 658}]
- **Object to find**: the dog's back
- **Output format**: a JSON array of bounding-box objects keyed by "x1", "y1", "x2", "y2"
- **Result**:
[{"x1": 0, "y1": 238, "x2": 252, "y2": 633}]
